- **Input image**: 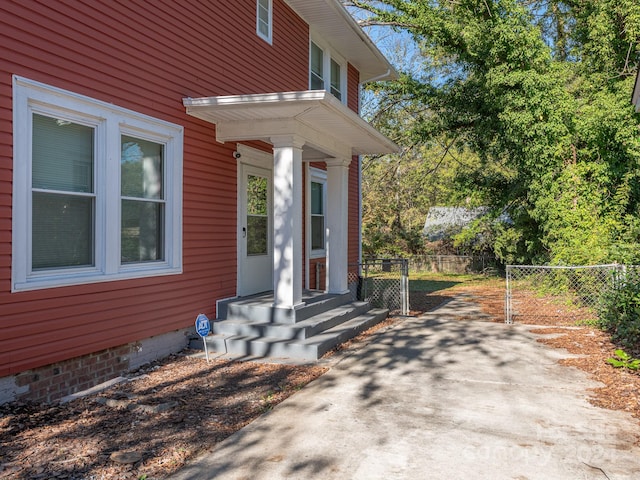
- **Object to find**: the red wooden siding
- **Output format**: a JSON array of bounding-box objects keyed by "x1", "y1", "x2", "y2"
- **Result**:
[{"x1": 0, "y1": 0, "x2": 312, "y2": 377}]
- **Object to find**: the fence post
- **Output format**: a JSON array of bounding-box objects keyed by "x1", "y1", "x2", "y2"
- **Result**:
[
  {"x1": 505, "y1": 265, "x2": 512, "y2": 324},
  {"x1": 363, "y1": 262, "x2": 369, "y2": 300},
  {"x1": 401, "y1": 258, "x2": 409, "y2": 315}
]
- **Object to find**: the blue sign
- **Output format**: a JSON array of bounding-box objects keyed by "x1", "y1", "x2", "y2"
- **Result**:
[{"x1": 195, "y1": 314, "x2": 211, "y2": 337}]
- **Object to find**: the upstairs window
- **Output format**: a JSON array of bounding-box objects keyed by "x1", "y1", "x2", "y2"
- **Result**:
[
  {"x1": 257, "y1": 0, "x2": 272, "y2": 44},
  {"x1": 309, "y1": 39, "x2": 346, "y2": 103},
  {"x1": 310, "y1": 42, "x2": 324, "y2": 90},
  {"x1": 12, "y1": 76, "x2": 183, "y2": 291},
  {"x1": 330, "y1": 59, "x2": 342, "y2": 101}
]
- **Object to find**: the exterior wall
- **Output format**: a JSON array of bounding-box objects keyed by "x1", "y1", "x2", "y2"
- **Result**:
[{"x1": 0, "y1": 0, "x2": 311, "y2": 402}]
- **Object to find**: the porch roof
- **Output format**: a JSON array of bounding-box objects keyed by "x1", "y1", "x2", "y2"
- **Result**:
[{"x1": 182, "y1": 90, "x2": 399, "y2": 160}]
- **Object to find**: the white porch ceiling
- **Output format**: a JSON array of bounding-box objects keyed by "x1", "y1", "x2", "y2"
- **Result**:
[
  {"x1": 284, "y1": 0, "x2": 396, "y2": 83},
  {"x1": 183, "y1": 90, "x2": 399, "y2": 159}
]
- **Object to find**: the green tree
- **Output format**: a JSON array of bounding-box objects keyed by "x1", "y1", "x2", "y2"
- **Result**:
[
  {"x1": 350, "y1": 0, "x2": 640, "y2": 264},
  {"x1": 362, "y1": 138, "x2": 480, "y2": 257}
]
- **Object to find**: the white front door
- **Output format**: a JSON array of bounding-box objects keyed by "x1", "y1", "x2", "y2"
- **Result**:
[{"x1": 238, "y1": 160, "x2": 273, "y2": 296}]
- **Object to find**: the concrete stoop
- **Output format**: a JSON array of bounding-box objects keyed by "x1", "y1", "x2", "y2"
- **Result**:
[{"x1": 193, "y1": 292, "x2": 388, "y2": 361}]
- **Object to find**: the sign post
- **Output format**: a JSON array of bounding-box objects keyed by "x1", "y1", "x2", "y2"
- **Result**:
[{"x1": 195, "y1": 313, "x2": 211, "y2": 363}]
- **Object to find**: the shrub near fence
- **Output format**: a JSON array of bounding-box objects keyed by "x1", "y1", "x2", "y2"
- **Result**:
[{"x1": 597, "y1": 266, "x2": 640, "y2": 349}]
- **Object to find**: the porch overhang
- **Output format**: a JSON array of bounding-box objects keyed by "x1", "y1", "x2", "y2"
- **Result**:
[{"x1": 182, "y1": 90, "x2": 399, "y2": 159}]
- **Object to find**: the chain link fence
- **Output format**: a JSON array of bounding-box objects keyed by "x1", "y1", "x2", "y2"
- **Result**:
[
  {"x1": 318, "y1": 259, "x2": 409, "y2": 315},
  {"x1": 410, "y1": 254, "x2": 496, "y2": 274},
  {"x1": 505, "y1": 264, "x2": 631, "y2": 325}
]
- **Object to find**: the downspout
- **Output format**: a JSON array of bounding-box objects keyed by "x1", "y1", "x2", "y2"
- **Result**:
[{"x1": 358, "y1": 153, "x2": 362, "y2": 268}]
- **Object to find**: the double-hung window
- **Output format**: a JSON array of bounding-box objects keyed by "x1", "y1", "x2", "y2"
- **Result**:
[
  {"x1": 257, "y1": 0, "x2": 272, "y2": 44},
  {"x1": 309, "y1": 168, "x2": 327, "y2": 258},
  {"x1": 12, "y1": 76, "x2": 183, "y2": 291},
  {"x1": 309, "y1": 39, "x2": 346, "y2": 103}
]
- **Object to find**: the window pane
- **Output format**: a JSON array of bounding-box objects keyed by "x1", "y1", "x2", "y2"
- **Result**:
[
  {"x1": 310, "y1": 42, "x2": 324, "y2": 89},
  {"x1": 258, "y1": 0, "x2": 270, "y2": 37},
  {"x1": 247, "y1": 175, "x2": 268, "y2": 215},
  {"x1": 32, "y1": 114, "x2": 94, "y2": 193},
  {"x1": 330, "y1": 59, "x2": 342, "y2": 100},
  {"x1": 311, "y1": 215, "x2": 324, "y2": 251},
  {"x1": 32, "y1": 192, "x2": 94, "y2": 269},
  {"x1": 121, "y1": 135, "x2": 164, "y2": 200},
  {"x1": 121, "y1": 200, "x2": 164, "y2": 263},
  {"x1": 311, "y1": 73, "x2": 324, "y2": 90},
  {"x1": 247, "y1": 215, "x2": 268, "y2": 255},
  {"x1": 311, "y1": 181, "x2": 323, "y2": 215}
]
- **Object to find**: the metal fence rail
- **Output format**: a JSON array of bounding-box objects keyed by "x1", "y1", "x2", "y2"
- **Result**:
[
  {"x1": 318, "y1": 259, "x2": 409, "y2": 315},
  {"x1": 505, "y1": 264, "x2": 622, "y2": 324}
]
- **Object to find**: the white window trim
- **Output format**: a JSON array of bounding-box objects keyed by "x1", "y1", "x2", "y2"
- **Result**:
[
  {"x1": 257, "y1": 0, "x2": 273, "y2": 44},
  {"x1": 307, "y1": 166, "x2": 327, "y2": 259},
  {"x1": 12, "y1": 76, "x2": 183, "y2": 292},
  {"x1": 309, "y1": 35, "x2": 348, "y2": 105}
]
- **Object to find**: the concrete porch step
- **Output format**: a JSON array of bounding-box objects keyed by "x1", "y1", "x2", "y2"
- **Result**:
[
  {"x1": 217, "y1": 291, "x2": 353, "y2": 324},
  {"x1": 213, "y1": 301, "x2": 372, "y2": 340},
  {"x1": 201, "y1": 308, "x2": 389, "y2": 361}
]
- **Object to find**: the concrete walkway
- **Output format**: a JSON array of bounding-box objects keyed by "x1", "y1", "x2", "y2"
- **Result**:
[{"x1": 169, "y1": 296, "x2": 640, "y2": 480}]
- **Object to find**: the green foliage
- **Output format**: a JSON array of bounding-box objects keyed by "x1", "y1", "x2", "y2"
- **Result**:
[
  {"x1": 598, "y1": 270, "x2": 640, "y2": 350},
  {"x1": 361, "y1": 140, "x2": 481, "y2": 257},
  {"x1": 353, "y1": 0, "x2": 640, "y2": 264},
  {"x1": 607, "y1": 349, "x2": 640, "y2": 371}
]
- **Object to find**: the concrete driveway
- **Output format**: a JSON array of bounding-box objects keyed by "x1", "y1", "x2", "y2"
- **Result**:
[{"x1": 169, "y1": 296, "x2": 640, "y2": 480}]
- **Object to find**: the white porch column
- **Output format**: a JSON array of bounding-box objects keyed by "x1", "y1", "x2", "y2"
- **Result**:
[
  {"x1": 271, "y1": 135, "x2": 305, "y2": 309},
  {"x1": 325, "y1": 157, "x2": 352, "y2": 294}
]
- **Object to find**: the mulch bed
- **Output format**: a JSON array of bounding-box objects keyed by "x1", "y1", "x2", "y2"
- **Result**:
[{"x1": 0, "y1": 357, "x2": 327, "y2": 479}]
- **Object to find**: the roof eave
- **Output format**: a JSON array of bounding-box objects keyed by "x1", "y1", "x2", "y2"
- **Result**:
[{"x1": 285, "y1": 0, "x2": 397, "y2": 83}]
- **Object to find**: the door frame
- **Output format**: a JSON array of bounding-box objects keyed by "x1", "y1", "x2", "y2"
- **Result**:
[{"x1": 236, "y1": 144, "x2": 274, "y2": 296}]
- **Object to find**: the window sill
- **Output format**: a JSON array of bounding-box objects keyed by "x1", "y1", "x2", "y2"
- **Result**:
[{"x1": 12, "y1": 266, "x2": 182, "y2": 293}]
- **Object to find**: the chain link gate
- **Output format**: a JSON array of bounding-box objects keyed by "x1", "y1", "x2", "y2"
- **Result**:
[
  {"x1": 318, "y1": 259, "x2": 409, "y2": 315},
  {"x1": 505, "y1": 264, "x2": 623, "y2": 324}
]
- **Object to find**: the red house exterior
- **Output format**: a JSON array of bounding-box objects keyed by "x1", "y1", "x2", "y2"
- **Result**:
[{"x1": 0, "y1": 0, "x2": 397, "y2": 403}]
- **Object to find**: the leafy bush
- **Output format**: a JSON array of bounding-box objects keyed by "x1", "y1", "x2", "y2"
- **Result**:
[
  {"x1": 598, "y1": 269, "x2": 640, "y2": 350},
  {"x1": 607, "y1": 349, "x2": 640, "y2": 371}
]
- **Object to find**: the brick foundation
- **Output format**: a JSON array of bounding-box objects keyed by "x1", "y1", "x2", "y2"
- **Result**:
[
  {"x1": 4, "y1": 328, "x2": 190, "y2": 404},
  {"x1": 14, "y1": 345, "x2": 132, "y2": 404}
]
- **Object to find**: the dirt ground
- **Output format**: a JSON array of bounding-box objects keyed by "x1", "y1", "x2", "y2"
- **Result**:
[{"x1": 1, "y1": 283, "x2": 639, "y2": 479}]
